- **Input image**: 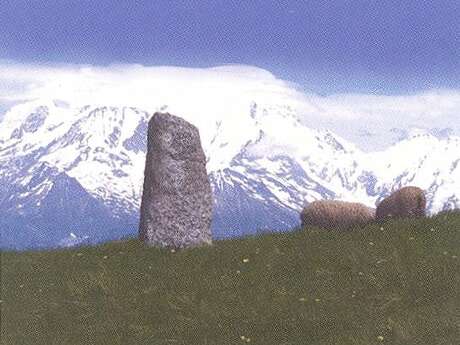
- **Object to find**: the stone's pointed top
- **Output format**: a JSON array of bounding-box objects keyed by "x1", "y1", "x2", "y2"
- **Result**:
[
  {"x1": 152, "y1": 112, "x2": 178, "y2": 120},
  {"x1": 147, "y1": 112, "x2": 204, "y2": 162},
  {"x1": 150, "y1": 112, "x2": 198, "y2": 131},
  {"x1": 152, "y1": 112, "x2": 179, "y2": 122}
]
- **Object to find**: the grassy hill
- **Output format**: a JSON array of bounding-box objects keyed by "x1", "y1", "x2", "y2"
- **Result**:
[{"x1": 1, "y1": 212, "x2": 459, "y2": 345}]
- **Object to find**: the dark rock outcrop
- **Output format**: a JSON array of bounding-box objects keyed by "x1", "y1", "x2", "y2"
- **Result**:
[
  {"x1": 376, "y1": 186, "x2": 426, "y2": 221},
  {"x1": 139, "y1": 112, "x2": 212, "y2": 248},
  {"x1": 300, "y1": 200, "x2": 375, "y2": 230}
]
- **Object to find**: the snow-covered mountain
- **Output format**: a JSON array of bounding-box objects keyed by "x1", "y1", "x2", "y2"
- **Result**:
[{"x1": 1, "y1": 96, "x2": 459, "y2": 249}]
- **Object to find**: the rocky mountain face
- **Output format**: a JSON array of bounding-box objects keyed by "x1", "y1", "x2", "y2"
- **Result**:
[{"x1": 0, "y1": 99, "x2": 458, "y2": 249}]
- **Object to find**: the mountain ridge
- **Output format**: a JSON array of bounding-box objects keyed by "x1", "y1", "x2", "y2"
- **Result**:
[{"x1": 0, "y1": 99, "x2": 459, "y2": 249}]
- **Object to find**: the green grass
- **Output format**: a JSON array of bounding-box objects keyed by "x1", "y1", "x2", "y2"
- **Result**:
[{"x1": 1, "y1": 212, "x2": 459, "y2": 345}]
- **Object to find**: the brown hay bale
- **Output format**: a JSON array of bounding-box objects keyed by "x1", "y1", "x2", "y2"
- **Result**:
[
  {"x1": 376, "y1": 186, "x2": 426, "y2": 221},
  {"x1": 300, "y1": 200, "x2": 375, "y2": 230}
]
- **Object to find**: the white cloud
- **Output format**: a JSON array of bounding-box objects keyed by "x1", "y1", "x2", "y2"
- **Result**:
[
  {"x1": 0, "y1": 61, "x2": 301, "y2": 108},
  {"x1": 0, "y1": 61, "x2": 459, "y2": 151},
  {"x1": 296, "y1": 90, "x2": 460, "y2": 150}
]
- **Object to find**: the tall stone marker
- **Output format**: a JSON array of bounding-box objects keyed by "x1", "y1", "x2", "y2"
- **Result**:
[{"x1": 139, "y1": 112, "x2": 213, "y2": 248}]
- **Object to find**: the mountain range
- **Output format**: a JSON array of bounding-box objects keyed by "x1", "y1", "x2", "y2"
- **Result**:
[{"x1": 1, "y1": 94, "x2": 459, "y2": 249}]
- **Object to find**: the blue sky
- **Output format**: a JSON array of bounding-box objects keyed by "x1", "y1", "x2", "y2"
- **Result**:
[{"x1": 1, "y1": 1, "x2": 459, "y2": 94}]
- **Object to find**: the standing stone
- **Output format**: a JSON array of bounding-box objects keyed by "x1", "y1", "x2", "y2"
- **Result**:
[
  {"x1": 376, "y1": 186, "x2": 426, "y2": 221},
  {"x1": 139, "y1": 112, "x2": 212, "y2": 248}
]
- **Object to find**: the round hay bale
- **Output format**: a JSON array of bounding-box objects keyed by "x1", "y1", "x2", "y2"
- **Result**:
[
  {"x1": 300, "y1": 200, "x2": 375, "y2": 230},
  {"x1": 376, "y1": 186, "x2": 426, "y2": 221}
]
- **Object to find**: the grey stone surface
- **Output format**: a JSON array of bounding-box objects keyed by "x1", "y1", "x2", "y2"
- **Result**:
[
  {"x1": 376, "y1": 186, "x2": 426, "y2": 221},
  {"x1": 139, "y1": 112, "x2": 212, "y2": 248},
  {"x1": 300, "y1": 200, "x2": 375, "y2": 230}
]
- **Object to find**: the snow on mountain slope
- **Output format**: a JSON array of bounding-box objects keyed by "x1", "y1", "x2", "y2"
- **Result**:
[
  {"x1": 361, "y1": 132, "x2": 460, "y2": 211},
  {"x1": 0, "y1": 93, "x2": 459, "y2": 248},
  {"x1": 1, "y1": 101, "x2": 146, "y2": 218}
]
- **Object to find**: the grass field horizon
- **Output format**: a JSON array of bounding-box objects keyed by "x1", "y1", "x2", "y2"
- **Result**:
[{"x1": 1, "y1": 211, "x2": 459, "y2": 345}]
